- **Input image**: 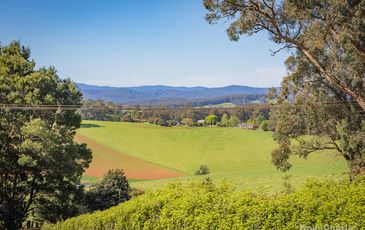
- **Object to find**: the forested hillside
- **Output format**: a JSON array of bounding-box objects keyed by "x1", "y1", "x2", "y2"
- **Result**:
[{"x1": 77, "y1": 83, "x2": 272, "y2": 107}]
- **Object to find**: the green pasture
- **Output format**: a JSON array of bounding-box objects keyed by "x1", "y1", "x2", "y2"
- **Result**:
[{"x1": 78, "y1": 120, "x2": 347, "y2": 192}]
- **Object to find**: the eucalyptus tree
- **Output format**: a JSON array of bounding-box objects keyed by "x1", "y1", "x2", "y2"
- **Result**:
[
  {"x1": 270, "y1": 54, "x2": 365, "y2": 177},
  {"x1": 204, "y1": 0, "x2": 365, "y2": 110},
  {"x1": 204, "y1": 0, "x2": 365, "y2": 176}
]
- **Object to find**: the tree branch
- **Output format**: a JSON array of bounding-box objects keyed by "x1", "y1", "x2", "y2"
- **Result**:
[{"x1": 270, "y1": 45, "x2": 292, "y2": 56}]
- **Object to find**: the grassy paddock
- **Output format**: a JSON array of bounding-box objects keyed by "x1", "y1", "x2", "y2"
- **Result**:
[{"x1": 78, "y1": 120, "x2": 347, "y2": 192}]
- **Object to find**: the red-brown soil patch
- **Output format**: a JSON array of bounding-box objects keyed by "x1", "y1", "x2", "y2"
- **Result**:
[{"x1": 75, "y1": 134, "x2": 182, "y2": 180}]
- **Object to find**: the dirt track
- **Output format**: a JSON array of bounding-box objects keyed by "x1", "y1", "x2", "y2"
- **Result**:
[{"x1": 75, "y1": 134, "x2": 182, "y2": 180}]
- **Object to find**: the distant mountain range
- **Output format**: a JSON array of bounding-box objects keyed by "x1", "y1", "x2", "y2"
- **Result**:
[{"x1": 77, "y1": 83, "x2": 273, "y2": 107}]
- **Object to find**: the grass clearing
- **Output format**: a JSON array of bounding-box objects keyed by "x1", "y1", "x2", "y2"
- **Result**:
[{"x1": 77, "y1": 120, "x2": 347, "y2": 192}]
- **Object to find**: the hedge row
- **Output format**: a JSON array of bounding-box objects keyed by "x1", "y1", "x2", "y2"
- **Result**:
[{"x1": 43, "y1": 179, "x2": 365, "y2": 229}]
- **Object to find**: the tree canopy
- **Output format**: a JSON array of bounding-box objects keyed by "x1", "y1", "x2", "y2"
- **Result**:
[
  {"x1": 0, "y1": 41, "x2": 92, "y2": 229},
  {"x1": 204, "y1": 0, "x2": 365, "y2": 111},
  {"x1": 205, "y1": 114, "x2": 218, "y2": 125},
  {"x1": 204, "y1": 0, "x2": 365, "y2": 176},
  {"x1": 220, "y1": 113, "x2": 229, "y2": 126}
]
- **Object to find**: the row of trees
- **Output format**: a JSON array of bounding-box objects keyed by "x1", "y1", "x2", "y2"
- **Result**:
[
  {"x1": 133, "y1": 93, "x2": 268, "y2": 108},
  {"x1": 207, "y1": 112, "x2": 269, "y2": 129},
  {"x1": 81, "y1": 100, "x2": 124, "y2": 121},
  {"x1": 81, "y1": 100, "x2": 271, "y2": 128}
]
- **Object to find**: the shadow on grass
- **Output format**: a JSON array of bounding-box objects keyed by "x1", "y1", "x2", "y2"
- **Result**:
[{"x1": 81, "y1": 123, "x2": 103, "y2": 128}]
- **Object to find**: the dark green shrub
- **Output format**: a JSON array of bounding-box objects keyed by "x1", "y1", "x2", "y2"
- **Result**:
[
  {"x1": 121, "y1": 113, "x2": 134, "y2": 122},
  {"x1": 157, "y1": 118, "x2": 168, "y2": 127},
  {"x1": 260, "y1": 120, "x2": 269, "y2": 131},
  {"x1": 228, "y1": 116, "x2": 240, "y2": 127},
  {"x1": 194, "y1": 165, "x2": 210, "y2": 175},
  {"x1": 84, "y1": 169, "x2": 131, "y2": 212}
]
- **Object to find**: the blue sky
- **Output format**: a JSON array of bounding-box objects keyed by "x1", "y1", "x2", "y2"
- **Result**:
[{"x1": 0, "y1": 0, "x2": 289, "y2": 87}]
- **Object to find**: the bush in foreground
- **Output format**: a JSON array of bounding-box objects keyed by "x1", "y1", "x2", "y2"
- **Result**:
[
  {"x1": 43, "y1": 179, "x2": 365, "y2": 230},
  {"x1": 84, "y1": 169, "x2": 131, "y2": 212}
]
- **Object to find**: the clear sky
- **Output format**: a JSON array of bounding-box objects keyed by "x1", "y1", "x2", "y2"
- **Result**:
[{"x1": 0, "y1": 0, "x2": 289, "y2": 87}]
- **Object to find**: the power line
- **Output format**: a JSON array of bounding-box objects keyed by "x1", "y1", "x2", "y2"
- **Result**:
[
  {"x1": 0, "y1": 104, "x2": 81, "y2": 111},
  {"x1": 0, "y1": 102, "x2": 364, "y2": 112}
]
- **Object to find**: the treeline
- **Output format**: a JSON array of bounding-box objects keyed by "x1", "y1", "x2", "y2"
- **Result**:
[
  {"x1": 81, "y1": 99, "x2": 124, "y2": 121},
  {"x1": 80, "y1": 99, "x2": 272, "y2": 129},
  {"x1": 163, "y1": 94, "x2": 267, "y2": 108}
]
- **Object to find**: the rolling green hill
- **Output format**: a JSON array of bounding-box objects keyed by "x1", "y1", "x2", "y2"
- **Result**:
[{"x1": 78, "y1": 121, "x2": 347, "y2": 192}]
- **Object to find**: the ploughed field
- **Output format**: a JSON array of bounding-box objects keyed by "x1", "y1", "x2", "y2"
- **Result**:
[{"x1": 77, "y1": 121, "x2": 347, "y2": 191}]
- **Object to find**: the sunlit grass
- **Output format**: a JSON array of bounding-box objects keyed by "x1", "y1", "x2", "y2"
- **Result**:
[{"x1": 78, "y1": 120, "x2": 348, "y2": 192}]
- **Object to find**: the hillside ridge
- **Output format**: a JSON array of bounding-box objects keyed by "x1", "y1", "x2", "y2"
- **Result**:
[{"x1": 77, "y1": 83, "x2": 276, "y2": 106}]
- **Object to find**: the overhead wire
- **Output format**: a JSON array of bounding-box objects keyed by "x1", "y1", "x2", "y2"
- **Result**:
[
  {"x1": 0, "y1": 101, "x2": 364, "y2": 113},
  {"x1": 0, "y1": 104, "x2": 82, "y2": 110}
]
